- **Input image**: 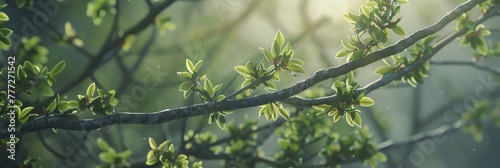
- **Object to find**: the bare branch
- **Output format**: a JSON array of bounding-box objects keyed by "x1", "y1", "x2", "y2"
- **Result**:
[{"x1": 431, "y1": 60, "x2": 500, "y2": 75}]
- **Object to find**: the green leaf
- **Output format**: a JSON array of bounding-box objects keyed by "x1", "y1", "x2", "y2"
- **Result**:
[
  {"x1": 179, "y1": 81, "x2": 191, "y2": 91},
  {"x1": 283, "y1": 42, "x2": 291, "y2": 54},
  {"x1": 146, "y1": 150, "x2": 157, "y2": 165},
  {"x1": 275, "y1": 30, "x2": 285, "y2": 49},
  {"x1": 480, "y1": 29, "x2": 491, "y2": 36},
  {"x1": 374, "y1": 66, "x2": 393, "y2": 75},
  {"x1": 287, "y1": 64, "x2": 304, "y2": 73},
  {"x1": 264, "y1": 81, "x2": 277, "y2": 91},
  {"x1": 97, "y1": 138, "x2": 110, "y2": 151},
  {"x1": 216, "y1": 115, "x2": 226, "y2": 129},
  {"x1": 148, "y1": 137, "x2": 157, "y2": 149},
  {"x1": 204, "y1": 79, "x2": 214, "y2": 96},
  {"x1": 47, "y1": 100, "x2": 57, "y2": 113},
  {"x1": 38, "y1": 83, "x2": 54, "y2": 96},
  {"x1": 86, "y1": 83, "x2": 96, "y2": 98},
  {"x1": 278, "y1": 107, "x2": 290, "y2": 121},
  {"x1": 460, "y1": 37, "x2": 470, "y2": 46},
  {"x1": 343, "y1": 12, "x2": 359, "y2": 23},
  {"x1": 47, "y1": 76, "x2": 56, "y2": 86},
  {"x1": 68, "y1": 100, "x2": 79, "y2": 108},
  {"x1": 176, "y1": 154, "x2": 188, "y2": 162},
  {"x1": 0, "y1": 36, "x2": 11, "y2": 46},
  {"x1": 0, "y1": 28, "x2": 13, "y2": 36},
  {"x1": 361, "y1": 4, "x2": 371, "y2": 16},
  {"x1": 119, "y1": 150, "x2": 132, "y2": 159},
  {"x1": 17, "y1": 0, "x2": 28, "y2": 8},
  {"x1": 50, "y1": 61, "x2": 66, "y2": 76},
  {"x1": 259, "y1": 104, "x2": 270, "y2": 118},
  {"x1": 352, "y1": 112, "x2": 362, "y2": 127},
  {"x1": 17, "y1": 65, "x2": 26, "y2": 81},
  {"x1": 193, "y1": 161, "x2": 203, "y2": 168},
  {"x1": 20, "y1": 107, "x2": 33, "y2": 118},
  {"x1": 24, "y1": 61, "x2": 35, "y2": 74},
  {"x1": 359, "y1": 97, "x2": 375, "y2": 107},
  {"x1": 186, "y1": 59, "x2": 195, "y2": 73},
  {"x1": 241, "y1": 79, "x2": 253, "y2": 88},
  {"x1": 336, "y1": 49, "x2": 351, "y2": 58},
  {"x1": 235, "y1": 66, "x2": 251, "y2": 76},
  {"x1": 347, "y1": 71, "x2": 354, "y2": 84},
  {"x1": 246, "y1": 61, "x2": 255, "y2": 74},
  {"x1": 0, "y1": 12, "x2": 9, "y2": 21},
  {"x1": 333, "y1": 113, "x2": 341, "y2": 122},
  {"x1": 193, "y1": 60, "x2": 203, "y2": 72},
  {"x1": 374, "y1": 152, "x2": 387, "y2": 161},
  {"x1": 289, "y1": 59, "x2": 305, "y2": 65},
  {"x1": 392, "y1": 25, "x2": 407, "y2": 36},
  {"x1": 476, "y1": 37, "x2": 488, "y2": 55},
  {"x1": 397, "y1": 0, "x2": 409, "y2": 4},
  {"x1": 99, "y1": 153, "x2": 115, "y2": 164},
  {"x1": 260, "y1": 47, "x2": 273, "y2": 62},
  {"x1": 177, "y1": 71, "x2": 192, "y2": 79},
  {"x1": 271, "y1": 105, "x2": 279, "y2": 121},
  {"x1": 345, "y1": 112, "x2": 354, "y2": 126}
]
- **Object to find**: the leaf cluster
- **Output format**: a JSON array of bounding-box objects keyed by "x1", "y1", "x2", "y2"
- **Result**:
[
  {"x1": 375, "y1": 35, "x2": 436, "y2": 87},
  {"x1": 337, "y1": 0, "x2": 408, "y2": 61},
  {"x1": 313, "y1": 72, "x2": 375, "y2": 127},
  {"x1": 87, "y1": 0, "x2": 117, "y2": 25},
  {"x1": 178, "y1": 59, "x2": 232, "y2": 129},
  {"x1": 97, "y1": 138, "x2": 132, "y2": 168},
  {"x1": 321, "y1": 127, "x2": 387, "y2": 168},
  {"x1": 146, "y1": 137, "x2": 203, "y2": 168}
]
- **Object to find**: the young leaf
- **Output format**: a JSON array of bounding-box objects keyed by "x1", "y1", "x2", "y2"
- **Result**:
[
  {"x1": 235, "y1": 66, "x2": 251, "y2": 76},
  {"x1": 275, "y1": 30, "x2": 285, "y2": 49},
  {"x1": 216, "y1": 115, "x2": 226, "y2": 129},
  {"x1": 47, "y1": 100, "x2": 57, "y2": 113},
  {"x1": 38, "y1": 83, "x2": 54, "y2": 96},
  {"x1": 336, "y1": 49, "x2": 351, "y2": 58},
  {"x1": 148, "y1": 137, "x2": 157, "y2": 149},
  {"x1": 287, "y1": 64, "x2": 304, "y2": 73},
  {"x1": 204, "y1": 79, "x2": 214, "y2": 96},
  {"x1": 392, "y1": 25, "x2": 407, "y2": 36},
  {"x1": 374, "y1": 66, "x2": 393, "y2": 75},
  {"x1": 99, "y1": 153, "x2": 115, "y2": 164},
  {"x1": 50, "y1": 61, "x2": 66, "y2": 76},
  {"x1": 260, "y1": 47, "x2": 274, "y2": 62},
  {"x1": 0, "y1": 12, "x2": 9, "y2": 21},
  {"x1": 346, "y1": 112, "x2": 354, "y2": 126},
  {"x1": 193, "y1": 60, "x2": 203, "y2": 72},
  {"x1": 97, "y1": 138, "x2": 110, "y2": 151},
  {"x1": 278, "y1": 107, "x2": 290, "y2": 121},
  {"x1": 353, "y1": 112, "x2": 362, "y2": 127},
  {"x1": 86, "y1": 83, "x2": 96, "y2": 98},
  {"x1": 0, "y1": 28, "x2": 12, "y2": 36},
  {"x1": 186, "y1": 59, "x2": 195, "y2": 73},
  {"x1": 359, "y1": 97, "x2": 375, "y2": 107},
  {"x1": 475, "y1": 37, "x2": 488, "y2": 55},
  {"x1": 146, "y1": 150, "x2": 158, "y2": 165}
]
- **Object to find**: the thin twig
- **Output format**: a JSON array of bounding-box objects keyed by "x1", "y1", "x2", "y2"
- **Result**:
[{"x1": 431, "y1": 60, "x2": 500, "y2": 75}]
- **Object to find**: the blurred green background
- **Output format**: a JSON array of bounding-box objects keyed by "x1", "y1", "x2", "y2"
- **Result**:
[{"x1": 2, "y1": 0, "x2": 500, "y2": 167}]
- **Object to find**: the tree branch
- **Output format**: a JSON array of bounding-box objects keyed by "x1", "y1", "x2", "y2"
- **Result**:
[
  {"x1": 378, "y1": 120, "x2": 468, "y2": 152},
  {"x1": 431, "y1": 60, "x2": 500, "y2": 75}
]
